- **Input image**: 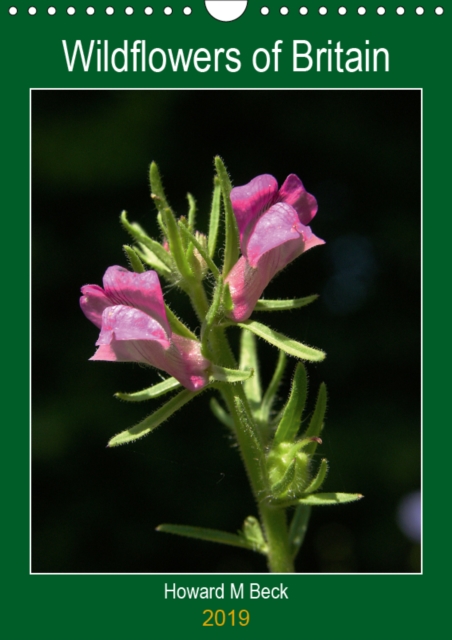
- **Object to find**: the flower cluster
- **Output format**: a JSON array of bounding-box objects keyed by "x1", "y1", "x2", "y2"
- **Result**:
[{"x1": 80, "y1": 169, "x2": 323, "y2": 390}]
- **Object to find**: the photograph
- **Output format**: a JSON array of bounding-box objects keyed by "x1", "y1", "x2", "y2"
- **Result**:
[{"x1": 32, "y1": 88, "x2": 421, "y2": 574}]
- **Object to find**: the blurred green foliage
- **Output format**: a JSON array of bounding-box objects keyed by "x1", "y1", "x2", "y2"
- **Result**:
[{"x1": 32, "y1": 90, "x2": 420, "y2": 573}]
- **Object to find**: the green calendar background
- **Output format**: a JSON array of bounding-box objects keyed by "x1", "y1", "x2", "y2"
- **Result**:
[{"x1": 1, "y1": 1, "x2": 450, "y2": 638}]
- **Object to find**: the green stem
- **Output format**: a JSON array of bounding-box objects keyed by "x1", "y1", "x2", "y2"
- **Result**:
[
  {"x1": 184, "y1": 278, "x2": 210, "y2": 324},
  {"x1": 211, "y1": 326, "x2": 294, "y2": 573}
]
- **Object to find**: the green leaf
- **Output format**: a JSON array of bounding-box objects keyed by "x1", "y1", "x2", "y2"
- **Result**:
[
  {"x1": 303, "y1": 382, "x2": 327, "y2": 454},
  {"x1": 259, "y1": 350, "x2": 287, "y2": 424},
  {"x1": 270, "y1": 458, "x2": 296, "y2": 497},
  {"x1": 215, "y1": 157, "x2": 239, "y2": 277},
  {"x1": 296, "y1": 492, "x2": 364, "y2": 506},
  {"x1": 107, "y1": 389, "x2": 199, "y2": 447},
  {"x1": 255, "y1": 295, "x2": 319, "y2": 311},
  {"x1": 120, "y1": 211, "x2": 173, "y2": 273},
  {"x1": 210, "y1": 397, "x2": 234, "y2": 430},
  {"x1": 149, "y1": 161, "x2": 171, "y2": 213},
  {"x1": 242, "y1": 516, "x2": 268, "y2": 553},
  {"x1": 303, "y1": 458, "x2": 328, "y2": 494},
  {"x1": 164, "y1": 304, "x2": 198, "y2": 341},
  {"x1": 273, "y1": 363, "x2": 308, "y2": 446},
  {"x1": 123, "y1": 245, "x2": 145, "y2": 273},
  {"x1": 156, "y1": 524, "x2": 263, "y2": 553},
  {"x1": 115, "y1": 377, "x2": 181, "y2": 402},
  {"x1": 179, "y1": 223, "x2": 220, "y2": 279},
  {"x1": 134, "y1": 245, "x2": 172, "y2": 276},
  {"x1": 187, "y1": 193, "x2": 196, "y2": 230},
  {"x1": 222, "y1": 282, "x2": 234, "y2": 314},
  {"x1": 201, "y1": 280, "x2": 223, "y2": 358},
  {"x1": 208, "y1": 176, "x2": 221, "y2": 258},
  {"x1": 239, "y1": 329, "x2": 262, "y2": 410},
  {"x1": 289, "y1": 504, "x2": 311, "y2": 559},
  {"x1": 210, "y1": 364, "x2": 253, "y2": 384},
  {"x1": 162, "y1": 208, "x2": 192, "y2": 280},
  {"x1": 238, "y1": 320, "x2": 326, "y2": 362}
]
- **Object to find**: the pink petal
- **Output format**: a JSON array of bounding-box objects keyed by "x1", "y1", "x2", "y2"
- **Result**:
[
  {"x1": 102, "y1": 266, "x2": 170, "y2": 336},
  {"x1": 225, "y1": 257, "x2": 267, "y2": 322},
  {"x1": 91, "y1": 312, "x2": 210, "y2": 391},
  {"x1": 278, "y1": 174, "x2": 318, "y2": 225},
  {"x1": 80, "y1": 284, "x2": 113, "y2": 328},
  {"x1": 230, "y1": 174, "x2": 278, "y2": 248},
  {"x1": 96, "y1": 306, "x2": 170, "y2": 347},
  {"x1": 245, "y1": 202, "x2": 305, "y2": 268}
]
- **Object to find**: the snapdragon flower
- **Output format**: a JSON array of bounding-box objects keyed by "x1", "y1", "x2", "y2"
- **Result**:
[
  {"x1": 225, "y1": 174, "x2": 324, "y2": 321},
  {"x1": 80, "y1": 266, "x2": 210, "y2": 391}
]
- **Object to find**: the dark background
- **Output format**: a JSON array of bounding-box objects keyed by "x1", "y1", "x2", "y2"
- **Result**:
[{"x1": 32, "y1": 89, "x2": 420, "y2": 573}]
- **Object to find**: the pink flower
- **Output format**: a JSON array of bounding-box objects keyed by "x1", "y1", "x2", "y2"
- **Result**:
[
  {"x1": 80, "y1": 266, "x2": 210, "y2": 391},
  {"x1": 225, "y1": 174, "x2": 325, "y2": 321}
]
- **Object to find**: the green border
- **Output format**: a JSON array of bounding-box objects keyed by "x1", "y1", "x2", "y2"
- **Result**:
[{"x1": 2, "y1": 1, "x2": 451, "y2": 637}]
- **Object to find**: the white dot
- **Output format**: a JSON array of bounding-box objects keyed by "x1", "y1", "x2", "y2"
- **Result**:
[
  {"x1": 396, "y1": 6, "x2": 404, "y2": 14},
  {"x1": 164, "y1": 6, "x2": 172, "y2": 14},
  {"x1": 8, "y1": 6, "x2": 18, "y2": 15},
  {"x1": 106, "y1": 6, "x2": 114, "y2": 14},
  {"x1": 416, "y1": 6, "x2": 424, "y2": 14},
  {"x1": 86, "y1": 6, "x2": 95, "y2": 15},
  {"x1": 261, "y1": 6, "x2": 269, "y2": 15},
  {"x1": 299, "y1": 6, "x2": 308, "y2": 15},
  {"x1": 319, "y1": 6, "x2": 328, "y2": 15},
  {"x1": 280, "y1": 6, "x2": 288, "y2": 15},
  {"x1": 144, "y1": 6, "x2": 153, "y2": 15},
  {"x1": 48, "y1": 6, "x2": 56, "y2": 15},
  {"x1": 338, "y1": 6, "x2": 347, "y2": 14},
  {"x1": 67, "y1": 6, "x2": 76, "y2": 15},
  {"x1": 28, "y1": 6, "x2": 37, "y2": 14},
  {"x1": 125, "y1": 6, "x2": 134, "y2": 15},
  {"x1": 435, "y1": 6, "x2": 444, "y2": 14},
  {"x1": 358, "y1": 6, "x2": 366, "y2": 14},
  {"x1": 183, "y1": 6, "x2": 192, "y2": 14},
  {"x1": 377, "y1": 6, "x2": 385, "y2": 15}
]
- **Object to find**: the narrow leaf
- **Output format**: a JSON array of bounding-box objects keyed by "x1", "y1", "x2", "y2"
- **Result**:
[
  {"x1": 303, "y1": 382, "x2": 327, "y2": 454},
  {"x1": 162, "y1": 208, "x2": 192, "y2": 280},
  {"x1": 260, "y1": 350, "x2": 287, "y2": 424},
  {"x1": 164, "y1": 304, "x2": 197, "y2": 340},
  {"x1": 255, "y1": 295, "x2": 319, "y2": 311},
  {"x1": 107, "y1": 389, "x2": 198, "y2": 447},
  {"x1": 187, "y1": 193, "x2": 196, "y2": 230},
  {"x1": 210, "y1": 364, "x2": 253, "y2": 384},
  {"x1": 239, "y1": 329, "x2": 262, "y2": 409},
  {"x1": 115, "y1": 378, "x2": 181, "y2": 402},
  {"x1": 156, "y1": 524, "x2": 263, "y2": 552},
  {"x1": 222, "y1": 282, "x2": 234, "y2": 314},
  {"x1": 208, "y1": 176, "x2": 221, "y2": 258},
  {"x1": 303, "y1": 458, "x2": 329, "y2": 494},
  {"x1": 215, "y1": 156, "x2": 239, "y2": 277},
  {"x1": 210, "y1": 397, "x2": 234, "y2": 429},
  {"x1": 289, "y1": 504, "x2": 311, "y2": 559},
  {"x1": 271, "y1": 458, "x2": 296, "y2": 497},
  {"x1": 201, "y1": 280, "x2": 223, "y2": 358},
  {"x1": 296, "y1": 492, "x2": 364, "y2": 506},
  {"x1": 273, "y1": 363, "x2": 308, "y2": 446},
  {"x1": 134, "y1": 245, "x2": 172, "y2": 276},
  {"x1": 123, "y1": 245, "x2": 145, "y2": 273},
  {"x1": 120, "y1": 210, "x2": 173, "y2": 271},
  {"x1": 238, "y1": 320, "x2": 326, "y2": 362},
  {"x1": 149, "y1": 161, "x2": 171, "y2": 213},
  {"x1": 179, "y1": 223, "x2": 220, "y2": 279}
]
